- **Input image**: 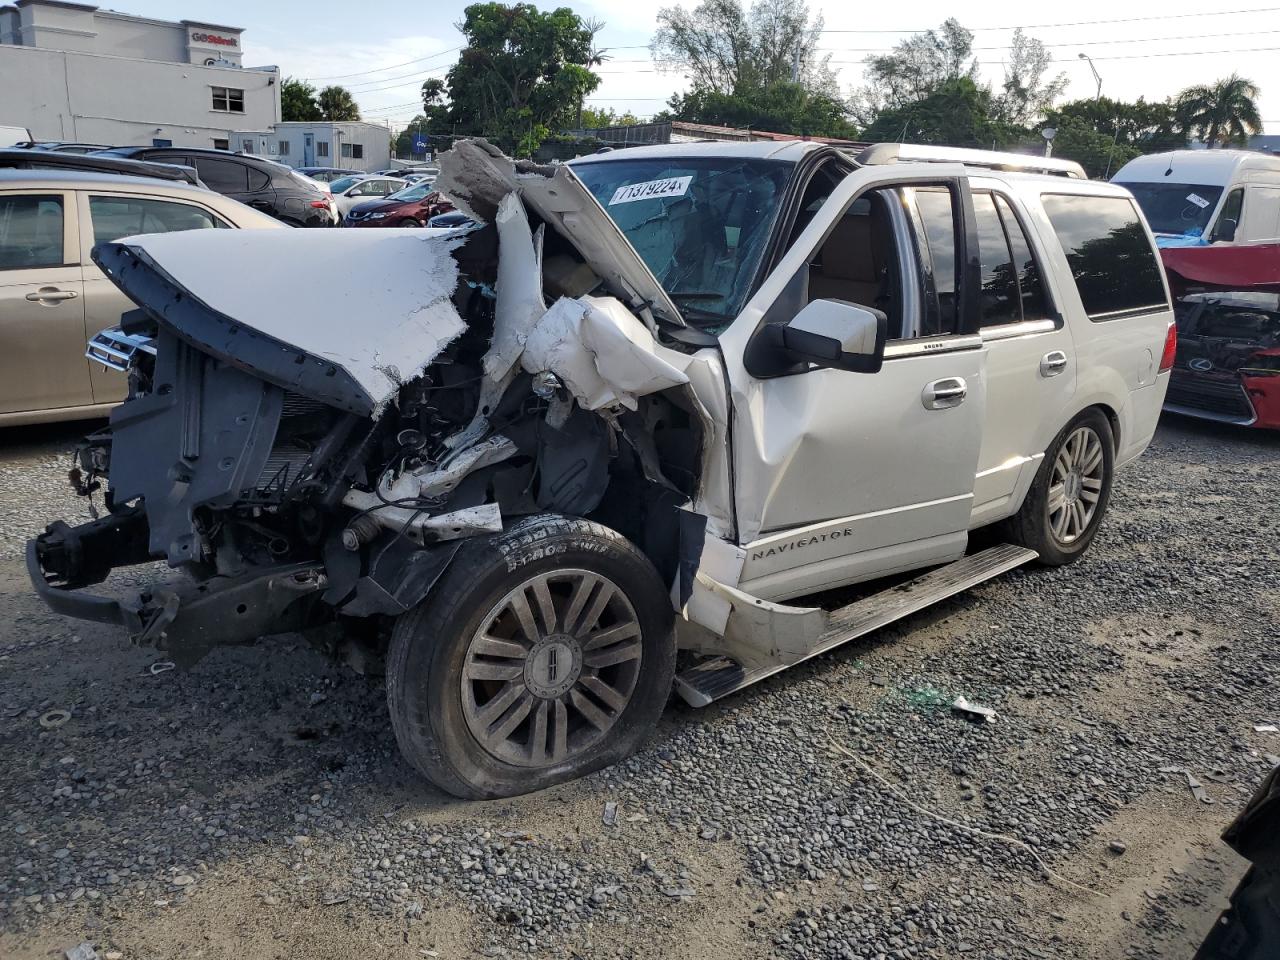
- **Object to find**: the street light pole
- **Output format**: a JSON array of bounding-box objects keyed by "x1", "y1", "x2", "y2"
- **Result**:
[{"x1": 1078, "y1": 53, "x2": 1102, "y2": 102}]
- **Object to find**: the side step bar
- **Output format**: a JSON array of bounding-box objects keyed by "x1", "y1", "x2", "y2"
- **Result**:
[{"x1": 675, "y1": 543, "x2": 1037, "y2": 706}]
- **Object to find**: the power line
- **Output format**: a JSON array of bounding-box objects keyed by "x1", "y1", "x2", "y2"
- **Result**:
[
  {"x1": 818, "y1": 5, "x2": 1280, "y2": 33},
  {"x1": 346, "y1": 64, "x2": 452, "y2": 90},
  {"x1": 596, "y1": 45, "x2": 1280, "y2": 74},
  {"x1": 304, "y1": 46, "x2": 462, "y2": 82}
]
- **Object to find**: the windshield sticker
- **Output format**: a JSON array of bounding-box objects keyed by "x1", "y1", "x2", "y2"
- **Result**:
[
  {"x1": 608, "y1": 176, "x2": 692, "y2": 206},
  {"x1": 1186, "y1": 193, "x2": 1211, "y2": 209}
]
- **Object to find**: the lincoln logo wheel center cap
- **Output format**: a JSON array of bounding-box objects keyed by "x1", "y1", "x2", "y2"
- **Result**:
[{"x1": 525, "y1": 635, "x2": 583, "y2": 699}]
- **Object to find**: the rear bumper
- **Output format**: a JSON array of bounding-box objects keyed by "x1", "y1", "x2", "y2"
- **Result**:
[{"x1": 1164, "y1": 369, "x2": 1280, "y2": 429}]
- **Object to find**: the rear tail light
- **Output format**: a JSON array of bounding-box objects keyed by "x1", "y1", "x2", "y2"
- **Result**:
[
  {"x1": 310, "y1": 199, "x2": 330, "y2": 209},
  {"x1": 1159, "y1": 322, "x2": 1177, "y2": 372}
]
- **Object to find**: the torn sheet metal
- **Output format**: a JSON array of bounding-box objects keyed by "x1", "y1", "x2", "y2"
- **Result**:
[
  {"x1": 487, "y1": 193, "x2": 546, "y2": 382},
  {"x1": 520, "y1": 296, "x2": 690, "y2": 412},
  {"x1": 436, "y1": 139, "x2": 684, "y2": 327},
  {"x1": 104, "y1": 229, "x2": 467, "y2": 414},
  {"x1": 339, "y1": 492, "x2": 503, "y2": 545}
]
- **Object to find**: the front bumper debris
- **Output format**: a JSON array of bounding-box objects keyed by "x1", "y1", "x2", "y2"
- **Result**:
[{"x1": 29, "y1": 520, "x2": 330, "y2": 663}]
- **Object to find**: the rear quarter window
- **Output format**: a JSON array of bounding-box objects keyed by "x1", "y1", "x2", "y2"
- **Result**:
[{"x1": 1041, "y1": 193, "x2": 1169, "y2": 321}]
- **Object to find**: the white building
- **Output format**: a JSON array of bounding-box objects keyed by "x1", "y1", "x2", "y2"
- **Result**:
[
  {"x1": 272, "y1": 121, "x2": 391, "y2": 173},
  {"x1": 0, "y1": 0, "x2": 279, "y2": 149}
]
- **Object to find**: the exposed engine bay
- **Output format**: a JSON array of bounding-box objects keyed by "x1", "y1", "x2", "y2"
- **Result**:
[{"x1": 31, "y1": 140, "x2": 725, "y2": 662}]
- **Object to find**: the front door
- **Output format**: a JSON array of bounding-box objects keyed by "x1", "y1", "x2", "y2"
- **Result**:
[
  {"x1": 303, "y1": 133, "x2": 315, "y2": 167},
  {"x1": 0, "y1": 190, "x2": 90, "y2": 416},
  {"x1": 718, "y1": 167, "x2": 987, "y2": 600}
]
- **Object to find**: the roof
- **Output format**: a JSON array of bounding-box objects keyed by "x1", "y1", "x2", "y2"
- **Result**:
[
  {"x1": 569, "y1": 139, "x2": 827, "y2": 166},
  {"x1": 1112, "y1": 149, "x2": 1280, "y2": 184}
]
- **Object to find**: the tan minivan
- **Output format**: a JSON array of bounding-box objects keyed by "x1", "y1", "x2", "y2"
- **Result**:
[{"x1": 0, "y1": 169, "x2": 283, "y2": 426}]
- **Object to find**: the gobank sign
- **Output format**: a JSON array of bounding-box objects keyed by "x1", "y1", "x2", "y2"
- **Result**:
[{"x1": 191, "y1": 31, "x2": 238, "y2": 47}]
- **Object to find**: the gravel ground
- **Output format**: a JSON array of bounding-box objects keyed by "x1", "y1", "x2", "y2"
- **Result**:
[{"x1": 0, "y1": 415, "x2": 1277, "y2": 960}]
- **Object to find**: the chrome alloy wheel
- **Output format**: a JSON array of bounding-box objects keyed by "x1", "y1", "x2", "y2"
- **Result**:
[
  {"x1": 460, "y1": 569, "x2": 642, "y2": 767},
  {"x1": 1047, "y1": 425, "x2": 1105, "y2": 545}
]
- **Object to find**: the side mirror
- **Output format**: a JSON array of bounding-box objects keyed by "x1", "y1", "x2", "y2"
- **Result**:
[
  {"x1": 1215, "y1": 217, "x2": 1238, "y2": 242},
  {"x1": 747, "y1": 300, "x2": 888, "y2": 377}
]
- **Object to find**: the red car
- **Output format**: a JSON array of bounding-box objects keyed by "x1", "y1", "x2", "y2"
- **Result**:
[
  {"x1": 342, "y1": 182, "x2": 454, "y2": 227},
  {"x1": 1162, "y1": 245, "x2": 1280, "y2": 429}
]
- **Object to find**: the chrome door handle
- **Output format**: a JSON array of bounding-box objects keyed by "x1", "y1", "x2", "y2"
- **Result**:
[
  {"x1": 922, "y1": 377, "x2": 967, "y2": 410},
  {"x1": 25, "y1": 287, "x2": 78, "y2": 302},
  {"x1": 1040, "y1": 350, "x2": 1068, "y2": 378}
]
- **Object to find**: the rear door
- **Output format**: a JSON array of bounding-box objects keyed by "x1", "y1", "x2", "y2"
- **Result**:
[
  {"x1": 0, "y1": 189, "x2": 90, "y2": 415},
  {"x1": 965, "y1": 184, "x2": 1076, "y2": 525},
  {"x1": 78, "y1": 190, "x2": 229, "y2": 404},
  {"x1": 718, "y1": 166, "x2": 988, "y2": 600}
]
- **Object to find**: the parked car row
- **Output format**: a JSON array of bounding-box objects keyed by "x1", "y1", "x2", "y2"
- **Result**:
[{"x1": 0, "y1": 159, "x2": 284, "y2": 426}]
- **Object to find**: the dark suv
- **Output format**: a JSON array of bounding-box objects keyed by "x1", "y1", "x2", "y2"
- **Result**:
[{"x1": 94, "y1": 147, "x2": 335, "y2": 226}]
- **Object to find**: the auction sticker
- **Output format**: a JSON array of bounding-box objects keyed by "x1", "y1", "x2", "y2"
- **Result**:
[
  {"x1": 609, "y1": 176, "x2": 692, "y2": 206},
  {"x1": 1185, "y1": 193, "x2": 1211, "y2": 209}
]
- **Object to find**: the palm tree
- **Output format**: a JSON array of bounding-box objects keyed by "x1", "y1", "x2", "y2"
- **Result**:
[{"x1": 1175, "y1": 74, "x2": 1263, "y2": 148}]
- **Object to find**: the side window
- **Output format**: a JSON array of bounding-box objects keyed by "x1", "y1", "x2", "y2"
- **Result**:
[
  {"x1": 1041, "y1": 194, "x2": 1168, "y2": 320},
  {"x1": 972, "y1": 192, "x2": 1019, "y2": 327},
  {"x1": 909, "y1": 188, "x2": 960, "y2": 337},
  {"x1": 195, "y1": 158, "x2": 249, "y2": 192},
  {"x1": 805, "y1": 189, "x2": 906, "y2": 338},
  {"x1": 994, "y1": 195, "x2": 1048, "y2": 322},
  {"x1": 247, "y1": 167, "x2": 271, "y2": 191},
  {"x1": 1212, "y1": 188, "x2": 1244, "y2": 242},
  {"x1": 1239, "y1": 186, "x2": 1280, "y2": 242},
  {"x1": 88, "y1": 196, "x2": 222, "y2": 246},
  {"x1": 0, "y1": 195, "x2": 65, "y2": 269}
]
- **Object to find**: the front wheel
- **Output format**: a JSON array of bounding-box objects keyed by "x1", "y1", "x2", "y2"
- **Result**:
[
  {"x1": 386, "y1": 516, "x2": 675, "y2": 799},
  {"x1": 1005, "y1": 408, "x2": 1115, "y2": 566},
  {"x1": 397, "y1": 217, "x2": 422, "y2": 228}
]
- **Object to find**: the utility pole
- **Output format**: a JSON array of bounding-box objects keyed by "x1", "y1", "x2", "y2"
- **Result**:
[
  {"x1": 790, "y1": 45, "x2": 801, "y2": 83},
  {"x1": 1078, "y1": 53, "x2": 1102, "y2": 102}
]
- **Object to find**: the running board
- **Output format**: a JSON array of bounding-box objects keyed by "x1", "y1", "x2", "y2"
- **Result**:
[{"x1": 675, "y1": 543, "x2": 1037, "y2": 706}]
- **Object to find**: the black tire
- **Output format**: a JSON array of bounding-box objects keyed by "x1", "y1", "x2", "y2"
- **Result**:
[
  {"x1": 386, "y1": 515, "x2": 675, "y2": 799},
  {"x1": 397, "y1": 217, "x2": 422, "y2": 228},
  {"x1": 1005, "y1": 408, "x2": 1115, "y2": 566}
]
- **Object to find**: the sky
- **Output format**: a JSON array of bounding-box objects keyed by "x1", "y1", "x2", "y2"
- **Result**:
[{"x1": 121, "y1": 0, "x2": 1280, "y2": 135}]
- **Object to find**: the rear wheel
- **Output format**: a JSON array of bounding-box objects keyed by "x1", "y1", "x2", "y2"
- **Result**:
[
  {"x1": 386, "y1": 516, "x2": 675, "y2": 799},
  {"x1": 1005, "y1": 408, "x2": 1115, "y2": 566}
]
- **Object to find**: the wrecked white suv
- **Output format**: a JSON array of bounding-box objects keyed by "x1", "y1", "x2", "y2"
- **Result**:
[{"x1": 29, "y1": 140, "x2": 1175, "y2": 799}]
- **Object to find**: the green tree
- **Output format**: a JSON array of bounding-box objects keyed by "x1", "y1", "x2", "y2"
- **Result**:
[
  {"x1": 1047, "y1": 121, "x2": 1142, "y2": 178},
  {"x1": 994, "y1": 29, "x2": 1067, "y2": 127},
  {"x1": 579, "y1": 106, "x2": 642, "y2": 129},
  {"x1": 663, "y1": 81, "x2": 855, "y2": 137},
  {"x1": 653, "y1": 0, "x2": 834, "y2": 97},
  {"x1": 860, "y1": 77, "x2": 1017, "y2": 148},
  {"x1": 317, "y1": 85, "x2": 360, "y2": 121},
  {"x1": 1047, "y1": 96, "x2": 1183, "y2": 153},
  {"x1": 855, "y1": 18, "x2": 977, "y2": 121},
  {"x1": 281, "y1": 77, "x2": 321, "y2": 122},
  {"x1": 428, "y1": 3, "x2": 602, "y2": 156},
  {"x1": 1174, "y1": 74, "x2": 1263, "y2": 148}
]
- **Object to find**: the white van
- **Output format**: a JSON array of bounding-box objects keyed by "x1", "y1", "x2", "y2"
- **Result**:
[{"x1": 1112, "y1": 149, "x2": 1280, "y2": 246}]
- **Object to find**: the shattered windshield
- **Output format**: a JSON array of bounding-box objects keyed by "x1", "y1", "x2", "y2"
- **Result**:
[
  {"x1": 572, "y1": 156, "x2": 794, "y2": 332},
  {"x1": 1123, "y1": 182, "x2": 1224, "y2": 237}
]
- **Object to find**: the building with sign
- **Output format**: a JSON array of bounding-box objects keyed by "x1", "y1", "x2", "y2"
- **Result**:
[
  {"x1": 0, "y1": 0, "x2": 279, "y2": 148},
  {"x1": 272, "y1": 121, "x2": 391, "y2": 174}
]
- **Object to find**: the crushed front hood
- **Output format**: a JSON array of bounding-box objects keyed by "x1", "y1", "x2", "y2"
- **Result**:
[{"x1": 94, "y1": 229, "x2": 467, "y2": 416}]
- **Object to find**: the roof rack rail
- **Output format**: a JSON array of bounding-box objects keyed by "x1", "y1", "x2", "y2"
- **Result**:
[
  {"x1": 854, "y1": 143, "x2": 1087, "y2": 179},
  {"x1": 0, "y1": 149, "x2": 202, "y2": 186}
]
